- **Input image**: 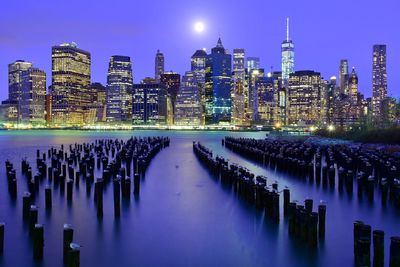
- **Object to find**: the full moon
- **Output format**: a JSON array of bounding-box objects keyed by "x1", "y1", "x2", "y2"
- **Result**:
[{"x1": 194, "y1": 22, "x2": 205, "y2": 33}]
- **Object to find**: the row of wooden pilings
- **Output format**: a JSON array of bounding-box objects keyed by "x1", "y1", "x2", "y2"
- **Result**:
[
  {"x1": 193, "y1": 141, "x2": 326, "y2": 248},
  {"x1": 2, "y1": 136, "x2": 170, "y2": 265},
  {"x1": 223, "y1": 137, "x2": 400, "y2": 207},
  {"x1": 353, "y1": 221, "x2": 400, "y2": 267}
]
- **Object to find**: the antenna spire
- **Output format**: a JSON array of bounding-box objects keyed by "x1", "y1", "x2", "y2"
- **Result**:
[{"x1": 286, "y1": 17, "x2": 290, "y2": 41}]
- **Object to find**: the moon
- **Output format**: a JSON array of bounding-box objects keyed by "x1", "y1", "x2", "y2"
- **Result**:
[{"x1": 194, "y1": 22, "x2": 205, "y2": 33}]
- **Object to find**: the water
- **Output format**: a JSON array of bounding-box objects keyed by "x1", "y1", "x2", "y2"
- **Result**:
[{"x1": 0, "y1": 130, "x2": 398, "y2": 267}]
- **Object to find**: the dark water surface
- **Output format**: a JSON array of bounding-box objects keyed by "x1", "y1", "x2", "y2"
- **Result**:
[{"x1": 0, "y1": 130, "x2": 398, "y2": 267}]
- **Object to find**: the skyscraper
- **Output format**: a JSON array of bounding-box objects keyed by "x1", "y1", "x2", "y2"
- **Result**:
[
  {"x1": 174, "y1": 71, "x2": 202, "y2": 126},
  {"x1": 91, "y1": 82, "x2": 107, "y2": 122},
  {"x1": 246, "y1": 57, "x2": 260, "y2": 73},
  {"x1": 348, "y1": 67, "x2": 358, "y2": 102},
  {"x1": 232, "y1": 49, "x2": 246, "y2": 126},
  {"x1": 106, "y1": 55, "x2": 133, "y2": 122},
  {"x1": 20, "y1": 68, "x2": 46, "y2": 124},
  {"x1": 249, "y1": 68, "x2": 264, "y2": 121},
  {"x1": 287, "y1": 71, "x2": 322, "y2": 126},
  {"x1": 205, "y1": 38, "x2": 232, "y2": 124},
  {"x1": 191, "y1": 49, "x2": 207, "y2": 87},
  {"x1": 281, "y1": 18, "x2": 295, "y2": 85},
  {"x1": 257, "y1": 75, "x2": 275, "y2": 125},
  {"x1": 339, "y1": 59, "x2": 349, "y2": 95},
  {"x1": 8, "y1": 60, "x2": 33, "y2": 103},
  {"x1": 160, "y1": 72, "x2": 181, "y2": 112},
  {"x1": 326, "y1": 76, "x2": 336, "y2": 124},
  {"x1": 233, "y1": 49, "x2": 245, "y2": 82},
  {"x1": 51, "y1": 42, "x2": 91, "y2": 125},
  {"x1": 132, "y1": 83, "x2": 168, "y2": 125},
  {"x1": 372, "y1": 44, "x2": 387, "y2": 119},
  {"x1": 155, "y1": 50, "x2": 164, "y2": 83}
]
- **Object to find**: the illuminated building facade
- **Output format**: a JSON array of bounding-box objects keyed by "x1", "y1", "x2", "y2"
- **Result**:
[
  {"x1": 205, "y1": 38, "x2": 232, "y2": 124},
  {"x1": 174, "y1": 71, "x2": 202, "y2": 126},
  {"x1": 287, "y1": 71, "x2": 322, "y2": 126},
  {"x1": 326, "y1": 76, "x2": 336, "y2": 124},
  {"x1": 281, "y1": 18, "x2": 295, "y2": 85},
  {"x1": 91, "y1": 82, "x2": 107, "y2": 122},
  {"x1": 132, "y1": 83, "x2": 167, "y2": 125},
  {"x1": 0, "y1": 100, "x2": 19, "y2": 123},
  {"x1": 249, "y1": 68, "x2": 264, "y2": 121},
  {"x1": 191, "y1": 49, "x2": 207, "y2": 87},
  {"x1": 191, "y1": 49, "x2": 207, "y2": 124},
  {"x1": 45, "y1": 94, "x2": 52, "y2": 124},
  {"x1": 160, "y1": 72, "x2": 180, "y2": 112},
  {"x1": 271, "y1": 72, "x2": 286, "y2": 125},
  {"x1": 106, "y1": 55, "x2": 133, "y2": 122},
  {"x1": 232, "y1": 49, "x2": 247, "y2": 126},
  {"x1": 348, "y1": 68, "x2": 358, "y2": 102},
  {"x1": 51, "y1": 42, "x2": 91, "y2": 125},
  {"x1": 372, "y1": 44, "x2": 387, "y2": 119},
  {"x1": 233, "y1": 49, "x2": 245, "y2": 82},
  {"x1": 382, "y1": 97, "x2": 397, "y2": 126},
  {"x1": 8, "y1": 60, "x2": 32, "y2": 103},
  {"x1": 339, "y1": 59, "x2": 349, "y2": 96},
  {"x1": 246, "y1": 57, "x2": 260, "y2": 73},
  {"x1": 20, "y1": 68, "x2": 46, "y2": 124},
  {"x1": 155, "y1": 50, "x2": 164, "y2": 83},
  {"x1": 257, "y1": 75, "x2": 275, "y2": 125}
]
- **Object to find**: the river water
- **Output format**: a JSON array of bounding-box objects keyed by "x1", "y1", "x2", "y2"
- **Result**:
[{"x1": 0, "y1": 130, "x2": 398, "y2": 267}]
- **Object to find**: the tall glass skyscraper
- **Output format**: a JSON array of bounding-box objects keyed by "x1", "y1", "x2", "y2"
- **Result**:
[
  {"x1": 132, "y1": 83, "x2": 167, "y2": 125},
  {"x1": 51, "y1": 42, "x2": 91, "y2": 125},
  {"x1": 339, "y1": 59, "x2": 349, "y2": 95},
  {"x1": 287, "y1": 71, "x2": 322, "y2": 126},
  {"x1": 372, "y1": 44, "x2": 387, "y2": 119},
  {"x1": 281, "y1": 18, "x2": 295, "y2": 86},
  {"x1": 191, "y1": 49, "x2": 207, "y2": 87},
  {"x1": 8, "y1": 60, "x2": 32, "y2": 102},
  {"x1": 174, "y1": 71, "x2": 202, "y2": 126},
  {"x1": 348, "y1": 67, "x2": 358, "y2": 102},
  {"x1": 106, "y1": 55, "x2": 133, "y2": 122},
  {"x1": 160, "y1": 72, "x2": 181, "y2": 113},
  {"x1": 20, "y1": 68, "x2": 46, "y2": 124},
  {"x1": 155, "y1": 50, "x2": 164, "y2": 83},
  {"x1": 233, "y1": 49, "x2": 245, "y2": 82},
  {"x1": 249, "y1": 68, "x2": 264, "y2": 121},
  {"x1": 246, "y1": 57, "x2": 260, "y2": 73},
  {"x1": 256, "y1": 75, "x2": 275, "y2": 124},
  {"x1": 205, "y1": 38, "x2": 232, "y2": 124},
  {"x1": 232, "y1": 49, "x2": 246, "y2": 126}
]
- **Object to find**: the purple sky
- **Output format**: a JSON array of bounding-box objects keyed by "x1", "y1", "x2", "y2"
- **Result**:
[{"x1": 1, "y1": 0, "x2": 399, "y2": 100}]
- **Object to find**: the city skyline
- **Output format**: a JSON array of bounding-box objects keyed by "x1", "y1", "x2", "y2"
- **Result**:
[{"x1": 1, "y1": 0, "x2": 399, "y2": 101}]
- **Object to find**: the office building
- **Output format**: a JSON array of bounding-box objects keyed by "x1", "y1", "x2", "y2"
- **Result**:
[
  {"x1": 372, "y1": 44, "x2": 387, "y2": 119},
  {"x1": 155, "y1": 50, "x2": 164, "y2": 83},
  {"x1": 205, "y1": 38, "x2": 232, "y2": 124},
  {"x1": 132, "y1": 83, "x2": 168, "y2": 125},
  {"x1": 174, "y1": 71, "x2": 202, "y2": 126},
  {"x1": 281, "y1": 18, "x2": 295, "y2": 85},
  {"x1": 160, "y1": 72, "x2": 180, "y2": 110},
  {"x1": 106, "y1": 55, "x2": 133, "y2": 122},
  {"x1": 257, "y1": 75, "x2": 275, "y2": 125},
  {"x1": 339, "y1": 59, "x2": 349, "y2": 96},
  {"x1": 20, "y1": 68, "x2": 46, "y2": 124},
  {"x1": 8, "y1": 60, "x2": 33, "y2": 103},
  {"x1": 246, "y1": 57, "x2": 260, "y2": 73},
  {"x1": 51, "y1": 42, "x2": 91, "y2": 125},
  {"x1": 287, "y1": 71, "x2": 322, "y2": 126}
]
